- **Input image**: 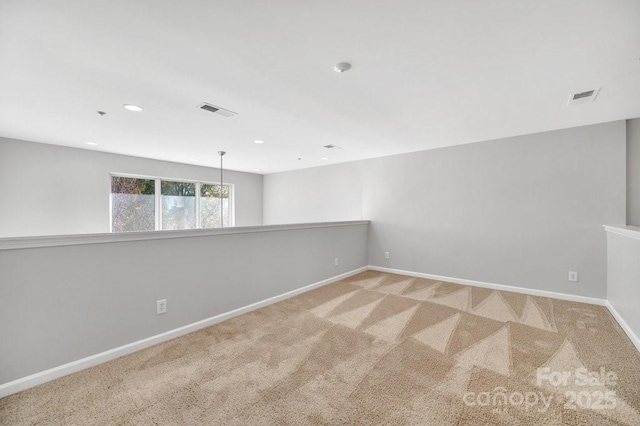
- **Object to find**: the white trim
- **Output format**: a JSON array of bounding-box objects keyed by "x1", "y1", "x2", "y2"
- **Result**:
[
  {"x1": 605, "y1": 301, "x2": 640, "y2": 353},
  {"x1": 603, "y1": 225, "x2": 640, "y2": 241},
  {"x1": 110, "y1": 172, "x2": 228, "y2": 186},
  {"x1": 0, "y1": 221, "x2": 370, "y2": 251},
  {"x1": 367, "y1": 265, "x2": 607, "y2": 306},
  {"x1": 0, "y1": 266, "x2": 368, "y2": 398}
]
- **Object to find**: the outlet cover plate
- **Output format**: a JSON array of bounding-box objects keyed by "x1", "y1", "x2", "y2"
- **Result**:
[{"x1": 157, "y1": 299, "x2": 167, "y2": 314}]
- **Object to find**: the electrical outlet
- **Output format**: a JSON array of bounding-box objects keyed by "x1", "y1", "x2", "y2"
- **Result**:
[
  {"x1": 157, "y1": 299, "x2": 167, "y2": 314},
  {"x1": 568, "y1": 271, "x2": 578, "y2": 282},
  {"x1": 334, "y1": 257, "x2": 339, "y2": 267},
  {"x1": 384, "y1": 251, "x2": 390, "y2": 259}
]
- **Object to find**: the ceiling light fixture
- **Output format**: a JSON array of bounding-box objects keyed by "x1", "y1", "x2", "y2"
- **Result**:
[
  {"x1": 123, "y1": 104, "x2": 143, "y2": 112},
  {"x1": 320, "y1": 157, "x2": 329, "y2": 160},
  {"x1": 254, "y1": 140, "x2": 264, "y2": 144},
  {"x1": 333, "y1": 62, "x2": 352, "y2": 73},
  {"x1": 86, "y1": 142, "x2": 98, "y2": 146}
]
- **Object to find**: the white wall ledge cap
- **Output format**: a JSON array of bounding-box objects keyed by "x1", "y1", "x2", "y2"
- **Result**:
[
  {"x1": 0, "y1": 221, "x2": 370, "y2": 251},
  {"x1": 603, "y1": 224, "x2": 640, "y2": 240}
]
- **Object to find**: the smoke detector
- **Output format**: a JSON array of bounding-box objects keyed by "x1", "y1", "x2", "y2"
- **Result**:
[
  {"x1": 199, "y1": 102, "x2": 237, "y2": 117},
  {"x1": 567, "y1": 88, "x2": 600, "y2": 106},
  {"x1": 333, "y1": 62, "x2": 352, "y2": 73}
]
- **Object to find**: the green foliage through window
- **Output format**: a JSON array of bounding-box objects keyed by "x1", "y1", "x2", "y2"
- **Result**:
[
  {"x1": 111, "y1": 177, "x2": 156, "y2": 232},
  {"x1": 161, "y1": 181, "x2": 196, "y2": 196},
  {"x1": 110, "y1": 176, "x2": 231, "y2": 232}
]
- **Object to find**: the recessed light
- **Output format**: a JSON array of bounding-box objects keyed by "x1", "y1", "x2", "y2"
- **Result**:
[
  {"x1": 123, "y1": 104, "x2": 143, "y2": 112},
  {"x1": 190, "y1": 158, "x2": 199, "y2": 162},
  {"x1": 254, "y1": 140, "x2": 264, "y2": 144},
  {"x1": 320, "y1": 157, "x2": 329, "y2": 160},
  {"x1": 254, "y1": 168, "x2": 261, "y2": 172},
  {"x1": 86, "y1": 142, "x2": 98, "y2": 146}
]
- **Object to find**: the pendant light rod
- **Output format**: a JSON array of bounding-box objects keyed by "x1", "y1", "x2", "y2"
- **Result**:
[{"x1": 218, "y1": 151, "x2": 226, "y2": 228}]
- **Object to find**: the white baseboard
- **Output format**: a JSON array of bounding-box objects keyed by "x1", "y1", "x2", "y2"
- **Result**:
[
  {"x1": 367, "y1": 265, "x2": 607, "y2": 306},
  {"x1": 0, "y1": 266, "x2": 368, "y2": 399},
  {"x1": 605, "y1": 301, "x2": 640, "y2": 353},
  {"x1": 369, "y1": 266, "x2": 640, "y2": 353}
]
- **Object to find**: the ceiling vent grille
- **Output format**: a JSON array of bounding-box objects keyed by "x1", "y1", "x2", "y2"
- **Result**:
[
  {"x1": 567, "y1": 88, "x2": 600, "y2": 106},
  {"x1": 199, "y1": 102, "x2": 237, "y2": 117}
]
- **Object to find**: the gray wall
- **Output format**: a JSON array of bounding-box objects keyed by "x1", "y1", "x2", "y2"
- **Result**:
[
  {"x1": 263, "y1": 163, "x2": 363, "y2": 224},
  {"x1": 0, "y1": 222, "x2": 369, "y2": 384},
  {"x1": 607, "y1": 230, "x2": 640, "y2": 346},
  {"x1": 0, "y1": 137, "x2": 263, "y2": 237},
  {"x1": 265, "y1": 121, "x2": 627, "y2": 298},
  {"x1": 628, "y1": 118, "x2": 640, "y2": 226}
]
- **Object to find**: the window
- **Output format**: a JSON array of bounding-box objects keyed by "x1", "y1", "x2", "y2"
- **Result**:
[
  {"x1": 161, "y1": 181, "x2": 196, "y2": 230},
  {"x1": 200, "y1": 183, "x2": 230, "y2": 229},
  {"x1": 110, "y1": 175, "x2": 232, "y2": 232},
  {"x1": 111, "y1": 176, "x2": 156, "y2": 232}
]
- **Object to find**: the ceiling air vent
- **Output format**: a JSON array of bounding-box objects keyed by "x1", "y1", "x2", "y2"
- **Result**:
[
  {"x1": 323, "y1": 144, "x2": 343, "y2": 149},
  {"x1": 199, "y1": 102, "x2": 237, "y2": 117},
  {"x1": 567, "y1": 88, "x2": 600, "y2": 106}
]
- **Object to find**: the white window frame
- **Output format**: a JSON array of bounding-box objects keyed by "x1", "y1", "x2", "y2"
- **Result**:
[{"x1": 109, "y1": 173, "x2": 235, "y2": 232}]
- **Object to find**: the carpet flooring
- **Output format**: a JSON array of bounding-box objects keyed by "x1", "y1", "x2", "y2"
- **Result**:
[{"x1": 1, "y1": 271, "x2": 639, "y2": 425}]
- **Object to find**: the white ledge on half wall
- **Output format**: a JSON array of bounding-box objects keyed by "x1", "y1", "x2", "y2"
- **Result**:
[
  {"x1": 0, "y1": 221, "x2": 370, "y2": 251},
  {"x1": 603, "y1": 224, "x2": 640, "y2": 240}
]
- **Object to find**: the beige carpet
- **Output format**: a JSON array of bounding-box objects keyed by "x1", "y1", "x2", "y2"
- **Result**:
[{"x1": 2, "y1": 271, "x2": 639, "y2": 425}]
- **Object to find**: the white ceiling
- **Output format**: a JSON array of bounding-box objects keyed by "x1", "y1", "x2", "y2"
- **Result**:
[{"x1": 1, "y1": 1, "x2": 639, "y2": 174}]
